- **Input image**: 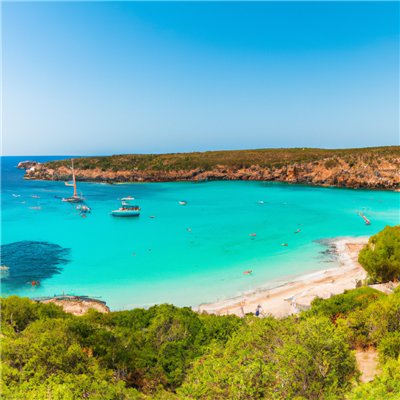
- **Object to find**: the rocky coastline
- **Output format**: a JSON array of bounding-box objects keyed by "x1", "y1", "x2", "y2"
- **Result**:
[{"x1": 18, "y1": 156, "x2": 400, "y2": 190}]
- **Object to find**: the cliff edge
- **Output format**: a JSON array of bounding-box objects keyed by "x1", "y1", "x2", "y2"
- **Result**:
[{"x1": 20, "y1": 147, "x2": 400, "y2": 190}]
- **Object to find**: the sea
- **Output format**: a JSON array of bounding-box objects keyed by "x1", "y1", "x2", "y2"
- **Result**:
[{"x1": 1, "y1": 156, "x2": 399, "y2": 311}]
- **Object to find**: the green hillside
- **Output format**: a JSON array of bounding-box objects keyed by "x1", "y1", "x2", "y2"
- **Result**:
[{"x1": 45, "y1": 146, "x2": 400, "y2": 172}]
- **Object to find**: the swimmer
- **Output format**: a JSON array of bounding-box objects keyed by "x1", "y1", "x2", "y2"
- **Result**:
[{"x1": 294, "y1": 229, "x2": 300, "y2": 233}]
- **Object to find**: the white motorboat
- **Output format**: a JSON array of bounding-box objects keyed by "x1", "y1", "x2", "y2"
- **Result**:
[
  {"x1": 111, "y1": 205, "x2": 140, "y2": 217},
  {"x1": 179, "y1": 201, "x2": 187, "y2": 205}
]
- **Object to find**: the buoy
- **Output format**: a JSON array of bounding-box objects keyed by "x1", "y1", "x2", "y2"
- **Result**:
[
  {"x1": 31, "y1": 282, "x2": 36, "y2": 286},
  {"x1": 132, "y1": 254, "x2": 136, "y2": 256},
  {"x1": 249, "y1": 233, "x2": 256, "y2": 237},
  {"x1": 243, "y1": 270, "x2": 252, "y2": 274}
]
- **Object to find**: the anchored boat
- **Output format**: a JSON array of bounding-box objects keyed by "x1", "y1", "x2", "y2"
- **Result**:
[
  {"x1": 111, "y1": 204, "x2": 140, "y2": 217},
  {"x1": 62, "y1": 159, "x2": 84, "y2": 203},
  {"x1": 77, "y1": 205, "x2": 91, "y2": 213}
]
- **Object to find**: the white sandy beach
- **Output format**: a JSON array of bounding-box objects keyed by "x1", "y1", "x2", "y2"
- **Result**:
[{"x1": 197, "y1": 236, "x2": 369, "y2": 318}]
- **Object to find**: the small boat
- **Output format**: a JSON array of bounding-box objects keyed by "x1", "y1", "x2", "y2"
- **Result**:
[
  {"x1": 31, "y1": 195, "x2": 40, "y2": 198},
  {"x1": 29, "y1": 207, "x2": 41, "y2": 209},
  {"x1": 150, "y1": 215, "x2": 155, "y2": 218},
  {"x1": 360, "y1": 213, "x2": 371, "y2": 225},
  {"x1": 12, "y1": 194, "x2": 20, "y2": 197},
  {"x1": 62, "y1": 159, "x2": 84, "y2": 203},
  {"x1": 249, "y1": 233, "x2": 256, "y2": 237},
  {"x1": 77, "y1": 205, "x2": 91, "y2": 213},
  {"x1": 282, "y1": 243, "x2": 288, "y2": 246},
  {"x1": 258, "y1": 201, "x2": 264, "y2": 204},
  {"x1": 243, "y1": 270, "x2": 252, "y2": 274},
  {"x1": 65, "y1": 182, "x2": 74, "y2": 186},
  {"x1": 179, "y1": 201, "x2": 187, "y2": 205},
  {"x1": 111, "y1": 205, "x2": 140, "y2": 217}
]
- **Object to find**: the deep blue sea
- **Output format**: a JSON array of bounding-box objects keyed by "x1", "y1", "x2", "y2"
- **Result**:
[{"x1": 1, "y1": 156, "x2": 399, "y2": 310}]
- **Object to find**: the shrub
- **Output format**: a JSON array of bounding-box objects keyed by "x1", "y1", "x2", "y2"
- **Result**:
[
  {"x1": 358, "y1": 225, "x2": 400, "y2": 283},
  {"x1": 378, "y1": 331, "x2": 400, "y2": 362},
  {"x1": 305, "y1": 287, "x2": 385, "y2": 322},
  {"x1": 325, "y1": 159, "x2": 340, "y2": 169}
]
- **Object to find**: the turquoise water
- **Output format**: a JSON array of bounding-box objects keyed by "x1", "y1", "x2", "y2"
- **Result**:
[{"x1": 2, "y1": 156, "x2": 399, "y2": 310}]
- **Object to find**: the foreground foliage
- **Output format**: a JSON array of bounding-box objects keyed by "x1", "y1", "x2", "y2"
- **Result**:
[
  {"x1": 358, "y1": 225, "x2": 400, "y2": 284},
  {"x1": 2, "y1": 287, "x2": 400, "y2": 399}
]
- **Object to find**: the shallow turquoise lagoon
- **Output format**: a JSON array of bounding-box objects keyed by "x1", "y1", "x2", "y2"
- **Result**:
[{"x1": 2, "y1": 156, "x2": 399, "y2": 310}]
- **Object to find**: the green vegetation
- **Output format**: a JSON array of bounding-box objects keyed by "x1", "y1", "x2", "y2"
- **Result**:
[
  {"x1": 358, "y1": 225, "x2": 400, "y2": 284},
  {"x1": 44, "y1": 146, "x2": 400, "y2": 173},
  {"x1": 2, "y1": 288, "x2": 400, "y2": 399},
  {"x1": 3, "y1": 226, "x2": 400, "y2": 399}
]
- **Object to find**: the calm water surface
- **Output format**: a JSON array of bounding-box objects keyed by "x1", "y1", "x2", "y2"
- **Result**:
[{"x1": 2, "y1": 156, "x2": 399, "y2": 310}]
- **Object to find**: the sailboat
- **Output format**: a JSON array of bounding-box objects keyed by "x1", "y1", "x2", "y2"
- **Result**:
[{"x1": 62, "y1": 159, "x2": 84, "y2": 203}]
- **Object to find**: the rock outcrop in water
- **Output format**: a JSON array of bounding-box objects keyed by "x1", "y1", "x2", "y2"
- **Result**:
[{"x1": 21, "y1": 153, "x2": 400, "y2": 190}]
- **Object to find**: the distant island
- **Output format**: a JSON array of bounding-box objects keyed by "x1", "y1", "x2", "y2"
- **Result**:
[{"x1": 19, "y1": 146, "x2": 400, "y2": 190}]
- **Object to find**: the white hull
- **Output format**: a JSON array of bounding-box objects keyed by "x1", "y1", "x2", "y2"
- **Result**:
[{"x1": 111, "y1": 210, "x2": 140, "y2": 217}]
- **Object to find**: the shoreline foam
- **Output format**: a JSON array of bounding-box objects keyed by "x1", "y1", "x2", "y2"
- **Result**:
[{"x1": 197, "y1": 236, "x2": 369, "y2": 318}]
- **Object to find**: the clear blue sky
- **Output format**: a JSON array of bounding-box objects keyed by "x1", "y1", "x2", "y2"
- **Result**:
[{"x1": 2, "y1": 1, "x2": 399, "y2": 156}]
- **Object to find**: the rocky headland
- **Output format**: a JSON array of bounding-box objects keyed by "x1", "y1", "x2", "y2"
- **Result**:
[{"x1": 18, "y1": 148, "x2": 400, "y2": 190}]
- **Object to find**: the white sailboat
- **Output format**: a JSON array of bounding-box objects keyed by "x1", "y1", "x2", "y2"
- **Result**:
[{"x1": 62, "y1": 159, "x2": 84, "y2": 203}]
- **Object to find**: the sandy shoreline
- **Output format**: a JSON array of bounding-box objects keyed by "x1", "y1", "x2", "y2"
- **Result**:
[{"x1": 197, "y1": 236, "x2": 369, "y2": 318}]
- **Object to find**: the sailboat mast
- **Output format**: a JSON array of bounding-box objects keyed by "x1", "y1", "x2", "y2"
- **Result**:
[{"x1": 72, "y1": 159, "x2": 77, "y2": 197}]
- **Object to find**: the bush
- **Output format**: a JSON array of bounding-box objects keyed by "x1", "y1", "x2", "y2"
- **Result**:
[
  {"x1": 179, "y1": 316, "x2": 359, "y2": 399},
  {"x1": 358, "y1": 225, "x2": 400, "y2": 283},
  {"x1": 378, "y1": 331, "x2": 400, "y2": 362},
  {"x1": 347, "y1": 359, "x2": 400, "y2": 400},
  {"x1": 325, "y1": 159, "x2": 340, "y2": 169},
  {"x1": 305, "y1": 287, "x2": 385, "y2": 322}
]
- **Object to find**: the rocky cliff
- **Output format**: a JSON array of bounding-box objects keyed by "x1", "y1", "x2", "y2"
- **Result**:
[{"x1": 20, "y1": 155, "x2": 400, "y2": 190}]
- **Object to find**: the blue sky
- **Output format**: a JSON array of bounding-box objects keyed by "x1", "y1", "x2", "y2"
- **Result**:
[{"x1": 2, "y1": 1, "x2": 399, "y2": 156}]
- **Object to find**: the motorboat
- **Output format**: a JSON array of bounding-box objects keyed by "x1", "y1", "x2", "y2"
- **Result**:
[
  {"x1": 62, "y1": 159, "x2": 84, "y2": 203},
  {"x1": 111, "y1": 205, "x2": 140, "y2": 217},
  {"x1": 65, "y1": 182, "x2": 74, "y2": 186},
  {"x1": 77, "y1": 205, "x2": 91, "y2": 213},
  {"x1": 179, "y1": 201, "x2": 187, "y2": 205}
]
